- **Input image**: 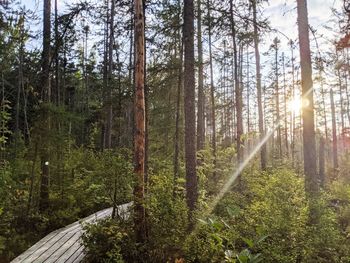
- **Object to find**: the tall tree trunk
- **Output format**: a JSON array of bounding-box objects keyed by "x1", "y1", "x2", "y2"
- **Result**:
[
  {"x1": 116, "y1": 50, "x2": 122, "y2": 147},
  {"x1": 297, "y1": 0, "x2": 319, "y2": 206},
  {"x1": 134, "y1": 0, "x2": 146, "y2": 243},
  {"x1": 337, "y1": 57, "x2": 345, "y2": 133},
  {"x1": 290, "y1": 40, "x2": 296, "y2": 167},
  {"x1": 282, "y1": 52, "x2": 289, "y2": 157},
  {"x1": 196, "y1": 0, "x2": 205, "y2": 151},
  {"x1": 105, "y1": 0, "x2": 115, "y2": 149},
  {"x1": 330, "y1": 89, "x2": 339, "y2": 171},
  {"x1": 101, "y1": 0, "x2": 109, "y2": 150},
  {"x1": 174, "y1": 3, "x2": 183, "y2": 192},
  {"x1": 222, "y1": 40, "x2": 230, "y2": 141},
  {"x1": 184, "y1": 0, "x2": 198, "y2": 219},
  {"x1": 55, "y1": 0, "x2": 60, "y2": 106},
  {"x1": 319, "y1": 136, "x2": 325, "y2": 188},
  {"x1": 129, "y1": 0, "x2": 134, "y2": 86},
  {"x1": 273, "y1": 37, "x2": 282, "y2": 157},
  {"x1": 41, "y1": 0, "x2": 51, "y2": 103},
  {"x1": 207, "y1": 0, "x2": 216, "y2": 177},
  {"x1": 229, "y1": 0, "x2": 243, "y2": 166},
  {"x1": 15, "y1": 15, "x2": 24, "y2": 146},
  {"x1": 252, "y1": 0, "x2": 266, "y2": 170},
  {"x1": 246, "y1": 45, "x2": 250, "y2": 152},
  {"x1": 39, "y1": 0, "x2": 51, "y2": 212},
  {"x1": 320, "y1": 71, "x2": 328, "y2": 140},
  {"x1": 143, "y1": 0, "x2": 149, "y2": 196},
  {"x1": 343, "y1": 64, "x2": 350, "y2": 127}
]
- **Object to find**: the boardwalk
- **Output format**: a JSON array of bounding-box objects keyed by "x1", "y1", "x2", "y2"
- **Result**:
[{"x1": 11, "y1": 203, "x2": 132, "y2": 263}]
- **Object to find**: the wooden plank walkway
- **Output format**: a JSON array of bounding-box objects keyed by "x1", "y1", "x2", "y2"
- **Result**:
[{"x1": 11, "y1": 203, "x2": 132, "y2": 263}]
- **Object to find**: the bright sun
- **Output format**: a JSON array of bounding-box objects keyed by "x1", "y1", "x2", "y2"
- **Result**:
[{"x1": 288, "y1": 97, "x2": 302, "y2": 113}]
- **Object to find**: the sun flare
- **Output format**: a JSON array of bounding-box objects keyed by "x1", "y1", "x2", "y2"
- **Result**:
[{"x1": 288, "y1": 97, "x2": 302, "y2": 113}]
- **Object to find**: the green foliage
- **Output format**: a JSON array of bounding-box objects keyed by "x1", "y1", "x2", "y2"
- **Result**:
[
  {"x1": 147, "y1": 171, "x2": 188, "y2": 261},
  {"x1": 183, "y1": 168, "x2": 350, "y2": 263},
  {"x1": 0, "y1": 99, "x2": 12, "y2": 150},
  {"x1": 0, "y1": 137, "x2": 133, "y2": 261},
  {"x1": 83, "y1": 169, "x2": 188, "y2": 262},
  {"x1": 240, "y1": 168, "x2": 308, "y2": 262},
  {"x1": 82, "y1": 218, "x2": 134, "y2": 263}
]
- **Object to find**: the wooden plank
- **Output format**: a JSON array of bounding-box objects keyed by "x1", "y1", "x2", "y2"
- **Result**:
[
  {"x1": 50, "y1": 235, "x2": 83, "y2": 263},
  {"x1": 11, "y1": 202, "x2": 132, "y2": 263},
  {"x1": 42, "y1": 231, "x2": 82, "y2": 263},
  {"x1": 64, "y1": 246, "x2": 85, "y2": 263},
  {"x1": 33, "y1": 231, "x2": 77, "y2": 262},
  {"x1": 11, "y1": 229, "x2": 62, "y2": 262},
  {"x1": 72, "y1": 251, "x2": 85, "y2": 263},
  {"x1": 20, "y1": 232, "x2": 71, "y2": 263}
]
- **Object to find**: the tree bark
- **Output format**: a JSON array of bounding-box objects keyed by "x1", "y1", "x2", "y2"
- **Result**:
[
  {"x1": 229, "y1": 0, "x2": 243, "y2": 165},
  {"x1": 105, "y1": 0, "x2": 115, "y2": 149},
  {"x1": 55, "y1": 0, "x2": 60, "y2": 106},
  {"x1": 134, "y1": 0, "x2": 146, "y2": 243},
  {"x1": 101, "y1": 0, "x2": 109, "y2": 150},
  {"x1": 282, "y1": 52, "x2": 289, "y2": 157},
  {"x1": 174, "y1": 2, "x2": 183, "y2": 193},
  {"x1": 290, "y1": 40, "x2": 296, "y2": 167},
  {"x1": 41, "y1": 0, "x2": 51, "y2": 103},
  {"x1": 252, "y1": 0, "x2": 266, "y2": 170},
  {"x1": 207, "y1": 0, "x2": 216, "y2": 177},
  {"x1": 319, "y1": 136, "x2": 325, "y2": 188},
  {"x1": 330, "y1": 89, "x2": 339, "y2": 170},
  {"x1": 196, "y1": 0, "x2": 205, "y2": 151},
  {"x1": 297, "y1": 0, "x2": 318, "y2": 198},
  {"x1": 273, "y1": 37, "x2": 282, "y2": 157},
  {"x1": 183, "y1": 0, "x2": 198, "y2": 218},
  {"x1": 39, "y1": 0, "x2": 51, "y2": 212}
]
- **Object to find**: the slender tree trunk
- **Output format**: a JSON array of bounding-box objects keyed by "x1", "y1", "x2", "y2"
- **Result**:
[
  {"x1": 207, "y1": 0, "x2": 216, "y2": 177},
  {"x1": 252, "y1": 0, "x2": 266, "y2": 169},
  {"x1": 134, "y1": 0, "x2": 146, "y2": 243},
  {"x1": 105, "y1": 0, "x2": 115, "y2": 149},
  {"x1": 319, "y1": 136, "x2": 325, "y2": 188},
  {"x1": 246, "y1": 46, "x2": 250, "y2": 151},
  {"x1": 337, "y1": 59, "x2": 345, "y2": 133},
  {"x1": 343, "y1": 66, "x2": 350, "y2": 127},
  {"x1": 55, "y1": 0, "x2": 60, "y2": 106},
  {"x1": 320, "y1": 73, "x2": 328, "y2": 140},
  {"x1": 41, "y1": 0, "x2": 51, "y2": 103},
  {"x1": 229, "y1": 0, "x2": 243, "y2": 165},
  {"x1": 129, "y1": 1, "x2": 134, "y2": 86},
  {"x1": 143, "y1": 0, "x2": 149, "y2": 197},
  {"x1": 223, "y1": 40, "x2": 231, "y2": 142},
  {"x1": 15, "y1": 20, "x2": 23, "y2": 142},
  {"x1": 39, "y1": 0, "x2": 51, "y2": 212},
  {"x1": 330, "y1": 89, "x2": 339, "y2": 171},
  {"x1": 231, "y1": 56, "x2": 236, "y2": 141},
  {"x1": 174, "y1": 7, "x2": 183, "y2": 193},
  {"x1": 282, "y1": 52, "x2": 289, "y2": 157},
  {"x1": 290, "y1": 40, "x2": 296, "y2": 167},
  {"x1": 274, "y1": 37, "x2": 282, "y2": 157},
  {"x1": 101, "y1": 0, "x2": 109, "y2": 150},
  {"x1": 116, "y1": 50, "x2": 122, "y2": 147},
  {"x1": 184, "y1": 0, "x2": 198, "y2": 219},
  {"x1": 127, "y1": 0, "x2": 134, "y2": 149},
  {"x1": 196, "y1": 0, "x2": 205, "y2": 151},
  {"x1": 297, "y1": 0, "x2": 319, "y2": 203}
]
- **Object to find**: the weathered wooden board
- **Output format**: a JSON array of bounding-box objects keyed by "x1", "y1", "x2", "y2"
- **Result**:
[{"x1": 11, "y1": 203, "x2": 131, "y2": 263}]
